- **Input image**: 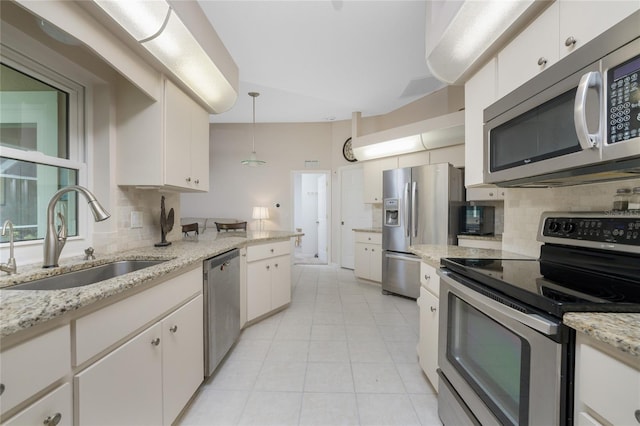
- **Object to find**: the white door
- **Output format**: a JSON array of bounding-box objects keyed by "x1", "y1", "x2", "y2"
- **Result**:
[
  {"x1": 340, "y1": 166, "x2": 371, "y2": 269},
  {"x1": 317, "y1": 174, "x2": 328, "y2": 264}
]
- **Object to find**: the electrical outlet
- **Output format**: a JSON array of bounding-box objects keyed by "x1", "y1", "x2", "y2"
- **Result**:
[{"x1": 131, "y1": 211, "x2": 143, "y2": 229}]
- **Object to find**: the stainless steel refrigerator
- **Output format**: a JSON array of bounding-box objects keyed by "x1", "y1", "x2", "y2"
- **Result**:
[{"x1": 382, "y1": 163, "x2": 463, "y2": 299}]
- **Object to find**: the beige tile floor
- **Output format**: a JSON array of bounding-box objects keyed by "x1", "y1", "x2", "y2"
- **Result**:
[{"x1": 178, "y1": 264, "x2": 441, "y2": 426}]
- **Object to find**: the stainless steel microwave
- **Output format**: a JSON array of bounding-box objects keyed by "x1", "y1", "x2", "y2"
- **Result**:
[{"x1": 484, "y1": 11, "x2": 640, "y2": 188}]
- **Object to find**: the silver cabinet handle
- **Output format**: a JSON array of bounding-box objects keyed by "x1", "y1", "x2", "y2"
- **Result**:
[
  {"x1": 151, "y1": 338, "x2": 161, "y2": 346},
  {"x1": 170, "y1": 325, "x2": 178, "y2": 333},
  {"x1": 537, "y1": 57, "x2": 547, "y2": 66},
  {"x1": 565, "y1": 36, "x2": 576, "y2": 47},
  {"x1": 430, "y1": 306, "x2": 437, "y2": 312},
  {"x1": 44, "y1": 413, "x2": 62, "y2": 426}
]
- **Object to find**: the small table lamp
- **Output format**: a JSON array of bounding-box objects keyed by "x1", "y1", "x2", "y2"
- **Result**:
[{"x1": 252, "y1": 206, "x2": 269, "y2": 231}]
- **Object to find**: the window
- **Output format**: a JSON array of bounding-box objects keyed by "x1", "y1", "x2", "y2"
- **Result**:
[{"x1": 0, "y1": 53, "x2": 85, "y2": 244}]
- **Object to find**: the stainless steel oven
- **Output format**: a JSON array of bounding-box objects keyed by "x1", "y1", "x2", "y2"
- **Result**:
[
  {"x1": 436, "y1": 211, "x2": 640, "y2": 426},
  {"x1": 438, "y1": 269, "x2": 571, "y2": 426}
]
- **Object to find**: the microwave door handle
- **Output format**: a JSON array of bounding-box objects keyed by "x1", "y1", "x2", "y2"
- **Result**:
[
  {"x1": 412, "y1": 181, "x2": 418, "y2": 238},
  {"x1": 404, "y1": 182, "x2": 410, "y2": 237},
  {"x1": 574, "y1": 71, "x2": 602, "y2": 150}
]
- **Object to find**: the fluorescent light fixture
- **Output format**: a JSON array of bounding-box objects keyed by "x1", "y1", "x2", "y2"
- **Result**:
[
  {"x1": 93, "y1": 0, "x2": 237, "y2": 113},
  {"x1": 352, "y1": 110, "x2": 464, "y2": 161},
  {"x1": 426, "y1": 0, "x2": 543, "y2": 84}
]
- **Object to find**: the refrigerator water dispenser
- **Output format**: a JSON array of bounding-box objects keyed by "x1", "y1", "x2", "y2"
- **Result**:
[{"x1": 384, "y1": 199, "x2": 400, "y2": 226}]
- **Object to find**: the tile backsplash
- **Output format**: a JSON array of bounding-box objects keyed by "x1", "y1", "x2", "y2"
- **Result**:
[{"x1": 502, "y1": 178, "x2": 640, "y2": 257}]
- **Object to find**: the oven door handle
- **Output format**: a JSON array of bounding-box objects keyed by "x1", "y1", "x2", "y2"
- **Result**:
[{"x1": 440, "y1": 270, "x2": 560, "y2": 337}]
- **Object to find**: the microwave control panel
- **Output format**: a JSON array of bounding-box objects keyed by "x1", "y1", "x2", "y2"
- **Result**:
[
  {"x1": 607, "y1": 53, "x2": 640, "y2": 144},
  {"x1": 543, "y1": 216, "x2": 640, "y2": 246}
]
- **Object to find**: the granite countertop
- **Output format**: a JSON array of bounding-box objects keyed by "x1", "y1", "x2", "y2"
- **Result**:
[
  {"x1": 408, "y1": 244, "x2": 532, "y2": 268},
  {"x1": 0, "y1": 230, "x2": 300, "y2": 339},
  {"x1": 457, "y1": 234, "x2": 503, "y2": 242},
  {"x1": 564, "y1": 312, "x2": 640, "y2": 359},
  {"x1": 352, "y1": 228, "x2": 382, "y2": 233}
]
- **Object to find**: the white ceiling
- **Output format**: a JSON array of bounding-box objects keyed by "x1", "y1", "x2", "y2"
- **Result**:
[{"x1": 197, "y1": 0, "x2": 445, "y2": 123}]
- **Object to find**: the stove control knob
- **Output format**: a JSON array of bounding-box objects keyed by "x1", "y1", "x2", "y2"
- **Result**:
[
  {"x1": 562, "y1": 222, "x2": 576, "y2": 233},
  {"x1": 548, "y1": 221, "x2": 560, "y2": 232}
]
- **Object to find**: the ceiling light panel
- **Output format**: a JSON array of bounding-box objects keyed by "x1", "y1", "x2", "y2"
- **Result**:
[{"x1": 95, "y1": 0, "x2": 169, "y2": 41}]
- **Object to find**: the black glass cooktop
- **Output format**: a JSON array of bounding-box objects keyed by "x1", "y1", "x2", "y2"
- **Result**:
[{"x1": 440, "y1": 255, "x2": 640, "y2": 317}]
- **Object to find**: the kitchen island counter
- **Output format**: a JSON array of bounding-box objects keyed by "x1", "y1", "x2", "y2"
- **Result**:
[{"x1": 0, "y1": 230, "x2": 301, "y2": 339}]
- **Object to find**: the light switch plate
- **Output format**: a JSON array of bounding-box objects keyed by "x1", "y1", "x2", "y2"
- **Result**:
[{"x1": 131, "y1": 211, "x2": 143, "y2": 229}]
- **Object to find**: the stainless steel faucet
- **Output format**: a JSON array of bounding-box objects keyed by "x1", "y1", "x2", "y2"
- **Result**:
[
  {"x1": 1, "y1": 220, "x2": 17, "y2": 274},
  {"x1": 43, "y1": 185, "x2": 110, "y2": 268}
]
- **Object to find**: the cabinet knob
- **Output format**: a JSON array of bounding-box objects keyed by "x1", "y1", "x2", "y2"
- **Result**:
[
  {"x1": 424, "y1": 274, "x2": 430, "y2": 280},
  {"x1": 634, "y1": 409, "x2": 640, "y2": 423},
  {"x1": 266, "y1": 265, "x2": 270, "y2": 270},
  {"x1": 364, "y1": 248, "x2": 368, "y2": 251},
  {"x1": 44, "y1": 413, "x2": 62, "y2": 426},
  {"x1": 194, "y1": 179, "x2": 200, "y2": 184},
  {"x1": 270, "y1": 248, "x2": 274, "y2": 253},
  {"x1": 537, "y1": 57, "x2": 547, "y2": 66},
  {"x1": 170, "y1": 325, "x2": 178, "y2": 333},
  {"x1": 371, "y1": 249, "x2": 375, "y2": 252},
  {"x1": 0, "y1": 383, "x2": 4, "y2": 396},
  {"x1": 274, "y1": 263, "x2": 279, "y2": 268},
  {"x1": 565, "y1": 36, "x2": 576, "y2": 47},
  {"x1": 430, "y1": 306, "x2": 437, "y2": 312},
  {"x1": 151, "y1": 337, "x2": 161, "y2": 346},
  {"x1": 186, "y1": 177, "x2": 191, "y2": 183}
]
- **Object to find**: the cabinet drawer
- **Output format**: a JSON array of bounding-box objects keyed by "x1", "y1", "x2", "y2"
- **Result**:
[
  {"x1": 246, "y1": 240, "x2": 290, "y2": 262},
  {"x1": 75, "y1": 266, "x2": 202, "y2": 365},
  {"x1": 3, "y1": 383, "x2": 71, "y2": 426},
  {"x1": 420, "y1": 262, "x2": 440, "y2": 297},
  {"x1": 579, "y1": 343, "x2": 640, "y2": 426},
  {"x1": 0, "y1": 325, "x2": 70, "y2": 414},
  {"x1": 355, "y1": 232, "x2": 382, "y2": 245}
]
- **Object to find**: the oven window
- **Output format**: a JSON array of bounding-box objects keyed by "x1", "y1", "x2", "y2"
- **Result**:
[{"x1": 447, "y1": 295, "x2": 531, "y2": 426}]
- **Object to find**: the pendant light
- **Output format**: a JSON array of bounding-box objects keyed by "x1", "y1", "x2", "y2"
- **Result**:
[{"x1": 241, "y1": 92, "x2": 266, "y2": 166}]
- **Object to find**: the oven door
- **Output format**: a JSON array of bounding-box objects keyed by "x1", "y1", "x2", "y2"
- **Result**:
[{"x1": 437, "y1": 269, "x2": 572, "y2": 426}]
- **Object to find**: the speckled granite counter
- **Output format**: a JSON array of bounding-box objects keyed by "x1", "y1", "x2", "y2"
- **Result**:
[
  {"x1": 0, "y1": 230, "x2": 300, "y2": 339},
  {"x1": 564, "y1": 313, "x2": 640, "y2": 359},
  {"x1": 352, "y1": 228, "x2": 382, "y2": 233},
  {"x1": 408, "y1": 244, "x2": 532, "y2": 268}
]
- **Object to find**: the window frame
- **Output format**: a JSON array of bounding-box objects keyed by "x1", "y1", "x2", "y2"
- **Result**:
[{"x1": 1, "y1": 42, "x2": 90, "y2": 261}]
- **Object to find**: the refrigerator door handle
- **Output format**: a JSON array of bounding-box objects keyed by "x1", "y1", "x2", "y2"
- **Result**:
[
  {"x1": 404, "y1": 182, "x2": 410, "y2": 237},
  {"x1": 411, "y1": 181, "x2": 418, "y2": 238}
]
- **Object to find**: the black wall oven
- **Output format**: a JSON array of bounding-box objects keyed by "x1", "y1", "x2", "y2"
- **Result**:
[{"x1": 437, "y1": 212, "x2": 640, "y2": 426}]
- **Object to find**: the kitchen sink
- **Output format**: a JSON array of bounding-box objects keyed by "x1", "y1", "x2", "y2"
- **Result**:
[{"x1": 8, "y1": 259, "x2": 168, "y2": 290}]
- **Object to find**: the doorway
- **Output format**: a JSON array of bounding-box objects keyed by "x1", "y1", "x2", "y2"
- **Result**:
[{"x1": 292, "y1": 171, "x2": 330, "y2": 265}]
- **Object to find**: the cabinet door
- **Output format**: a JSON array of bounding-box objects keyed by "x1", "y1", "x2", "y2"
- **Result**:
[
  {"x1": 246, "y1": 259, "x2": 272, "y2": 321},
  {"x1": 466, "y1": 187, "x2": 504, "y2": 201},
  {"x1": 369, "y1": 245, "x2": 382, "y2": 283},
  {"x1": 464, "y1": 58, "x2": 497, "y2": 187},
  {"x1": 559, "y1": 1, "x2": 639, "y2": 58},
  {"x1": 3, "y1": 383, "x2": 72, "y2": 426},
  {"x1": 271, "y1": 256, "x2": 291, "y2": 310},
  {"x1": 164, "y1": 79, "x2": 193, "y2": 189},
  {"x1": 354, "y1": 243, "x2": 370, "y2": 279},
  {"x1": 418, "y1": 287, "x2": 439, "y2": 392},
  {"x1": 76, "y1": 323, "x2": 163, "y2": 426},
  {"x1": 189, "y1": 102, "x2": 210, "y2": 192},
  {"x1": 363, "y1": 157, "x2": 398, "y2": 203},
  {"x1": 497, "y1": 2, "x2": 559, "y2": 98},
  {"x1": 162, "y1": 296, "x2": 204, "y2": 425}
]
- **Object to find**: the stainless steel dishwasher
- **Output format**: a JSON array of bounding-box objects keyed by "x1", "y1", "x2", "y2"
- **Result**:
[{"x1": 203, "y1": 248, "x2": 240, "y2": 377}]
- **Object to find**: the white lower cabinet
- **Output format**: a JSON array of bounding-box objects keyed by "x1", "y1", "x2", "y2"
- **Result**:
[
  {"x1": 417, "y1": 262, "x2": 440, "y2": 392},
  {"x1": 76, "y1": 323, "x2": 164, "y2": 426},
  {"x1": 354, "y1": 232, "x2": 382, "y2": 282},
  {"x1": 3, "y1": 383, "x2": 72, "y2": 426},
  {"x1": 246, "y1": 241, "x2": 292, "y2": 322},
  {"x1": 575, "y1": 333, "x2": 640, "y2": 426}
]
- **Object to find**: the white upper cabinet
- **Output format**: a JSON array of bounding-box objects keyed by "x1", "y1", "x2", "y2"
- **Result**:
[
  {"x1": 464, "y1": 58, "x2": 497, "y2": 188},
  {"x1": 497, "y1": 2, "x2": 560, "y2": 98},
  {"x1": 558, "y1": 1, "x2": 639, "y2": 58},
  {"x1": 117, "y1": 79, "x2": 210, "y2": 192}
]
